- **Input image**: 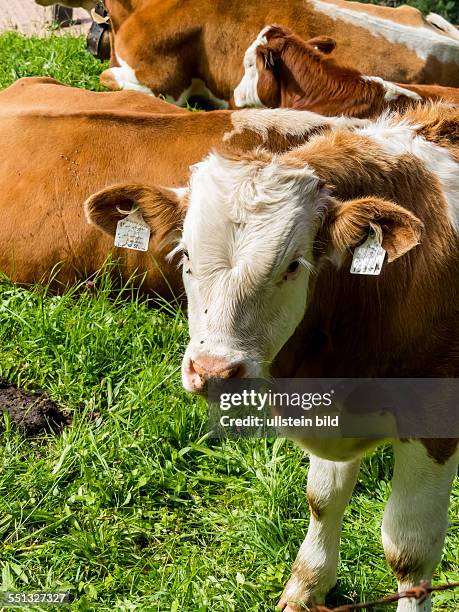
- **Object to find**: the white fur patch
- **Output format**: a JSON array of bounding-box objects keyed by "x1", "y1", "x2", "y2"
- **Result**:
[
  {"x1": 311, "y1": 0, "x2": 459, "y2": 62},
  {"x1": 109, "y1": 54, "x2": 155, "y2": 95},
  {"x1": 363, "y1": 76, "x2": 421, "y2": 102},
  {"x1": 165, "y1": 78, "x2": 229, "y2": 109},
  {"x1": 426, "y1": 12, "x2": 459, "y2": 42},
  {"x1": 357, "y1": 116, "x2": 459, "y2": 230},
  {"x1": 181, "y1": 149, "x2": 329, "y2": 382},
  {"x1": 167, "y1": 187, "x2": 189, "y2": 199},
  {"x1": 226, "y1": 108, "x2": 370, "y2": 141},
  {"x1": 234, "y1": 27, "x2": 270, "y2": 107}
]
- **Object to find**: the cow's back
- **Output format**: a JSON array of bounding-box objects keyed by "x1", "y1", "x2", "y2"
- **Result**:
[
  {"x1": 110, "y1": 0, "x2": 459, "y2": 103},
  {"x1": 0, "y1": 80, "x2": 230, "y2": 295}
]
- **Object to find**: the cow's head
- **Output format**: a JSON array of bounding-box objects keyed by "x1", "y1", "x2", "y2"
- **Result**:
[
  {"x1": 180, "y1": 148, "x2": 423, "y2": 393},
  {"x1": 234, "y1": 25, "x2": 336, "y2": 108}
]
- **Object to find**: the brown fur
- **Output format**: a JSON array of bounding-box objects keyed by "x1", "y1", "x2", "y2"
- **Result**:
[
  {"x1": 0, "y1": 78, "x2": 230, "y2": 299},
  {"x1": 101, "y1": 0, "x2": 459, "y2": 104},
  {"x1": 269, "y1": 104, "x2": 459, "y2": 460},
  {"x1": 385, "y1": 550, "x2": 425, "y2": 583},
  {"x1": 0, "y1": 77, "x2": 348, "y2": 297},
  {"x1": 256, "y1": 25, "x2": 459, "y2": 118}
]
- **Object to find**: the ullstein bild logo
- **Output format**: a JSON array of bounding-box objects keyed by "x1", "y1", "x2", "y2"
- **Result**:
[{"x1": 208, "y1": 378, "x2": 459, "y2": 439}]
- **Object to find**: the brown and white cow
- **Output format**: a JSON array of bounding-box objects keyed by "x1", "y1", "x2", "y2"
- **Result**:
[
  {"x1": 144, "y1": 102, "x2": 457, "y2": 610},
  {"x1": 234, "y1": 25, "x2": 459, "y2": 117},
  {"x1": 100, "y1": 0, "x2": 459, "y2": 107},
  {"x1": 0, "y1": 77, "x2": 367, "y2": 298}
]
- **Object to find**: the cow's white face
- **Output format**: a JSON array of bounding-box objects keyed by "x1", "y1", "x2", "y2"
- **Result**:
[
  {"x1": 233, "y1": 28, "x2": 269, "y2": 108},
  {"x1": 180, "y1": 151, "x2": 329, "y2": 392}
]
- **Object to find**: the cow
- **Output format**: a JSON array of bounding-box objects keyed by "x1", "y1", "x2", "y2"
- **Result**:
[
  {"x1": 234, "y1": 25, "x2": 459, "y2": 118},
  {"x1": 0, "y1": 77, "x2": 367, "y2": 298},
  {"x1": 132, "y1": 102, "x2": 457, "y2": 610},
  {"x1": 35, "y1": 0, "x2": 97, "y2": 15},
  {"x1": 100, "y1": 0, "x2": 459, "y2": 108}
]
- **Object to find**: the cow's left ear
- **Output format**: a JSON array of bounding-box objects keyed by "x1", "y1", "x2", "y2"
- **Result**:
[
  {"x1": 327, "y1": 197, "x2": 424, "y2": 262},
  {"x1": 84, "y1": 183, "x2": 187, "y2": 246},
  {"x1": 306, "y1": 36, "x2": 337, "y2": 54}
]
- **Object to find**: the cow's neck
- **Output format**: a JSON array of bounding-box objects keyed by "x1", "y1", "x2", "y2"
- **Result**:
[
  {"x1": 278, "y1": 42, "x2": 385, "y2": 118},
  {"x1": 273, "y1": 131, "x2": 459, "y2": 377}
]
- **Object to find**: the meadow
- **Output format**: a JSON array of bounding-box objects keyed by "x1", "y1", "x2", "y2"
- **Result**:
[{"x1": 0, "y1": 31, "x2": 457, "y2": 612}]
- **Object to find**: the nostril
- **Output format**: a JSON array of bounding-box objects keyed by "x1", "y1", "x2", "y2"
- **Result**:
[
  {"x1": 226, "y1": 363, "x2": 246, "y2": 379},
  {"x1": 190, "y1": 358, "x2": 208, "y2": 380},
  {"x1": 186, "y1": 358, "x2": 208, "y2": 393}
]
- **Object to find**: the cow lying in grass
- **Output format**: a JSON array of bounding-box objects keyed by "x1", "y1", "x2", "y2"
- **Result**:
[
  {"x1": 100, "y1": 0, "x2": 459, "y2": 107},
  {"x1": 0, "y1": 77, "x2": 367, "y2": 298},
  {"x1": 234, "y1": 25, "x2": 459, "y2": 117},
  {"x1": 130, "y1": 102, "x2": 458, "y2": 610}
]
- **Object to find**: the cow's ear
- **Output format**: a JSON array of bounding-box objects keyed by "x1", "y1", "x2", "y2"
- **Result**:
[
  {"x1": 327, "y1": 197, "x2": 423, "y2": 262},
  {"x1": 306, "y1": 36, "x2": 336, "y2": 54},
  {"x1": 84, "y1": 183, "x2": 187, "y2": 246},
  {"x1": 257, "y1": 44, "x2": 278, "y2": 70}
]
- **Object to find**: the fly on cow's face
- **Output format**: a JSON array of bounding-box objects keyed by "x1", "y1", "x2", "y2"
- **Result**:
[{"x1": 181, "y1": 247, "x2": 192, "y2": 275}]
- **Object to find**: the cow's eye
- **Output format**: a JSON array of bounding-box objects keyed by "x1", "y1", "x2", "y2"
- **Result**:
[
  {"x1": 284, "y1": 259, "x2": 300, "y2": 280},
  {"x1": 183, "y1": 250, "x2": 192, "y2": 275}
]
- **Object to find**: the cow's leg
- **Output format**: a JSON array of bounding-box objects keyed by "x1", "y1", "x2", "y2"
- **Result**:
[
  {"x1": 278, "y1": 456, "x2": 361, "y2": 611},
  {"x1": 382, "y1": 440, "x2": 458, "y2": 612}
]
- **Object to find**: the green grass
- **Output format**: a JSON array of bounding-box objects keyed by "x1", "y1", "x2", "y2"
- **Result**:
[
  {"x1": 0, "y1": 275, "x2": 457, "y2": 612},
  {"x1": 0, "y1": 33, "x2": 107, "y2": 91},
  {"x1": 367, "y1": 0, "x2": 459, "y2": 24},
  {"x1": 0, "y1": 30, "x2": 457, "y2": 612}
]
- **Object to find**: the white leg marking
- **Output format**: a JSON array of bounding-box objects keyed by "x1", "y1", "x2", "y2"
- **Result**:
[
  {"x1": 362, "y1": 76, "x2": 421, "y2": 101},
  {"x1": 107, "y1": 53, "x2": 155, "y2": 95},
  {"x1": 281, "y1": 456, "x2": 361, "y2": 606},
  {"x1": 311, "y1": 0, "x2": 459, "y2": 62},
  {"x1": 165, "y1": 79, "x2": 229, "y2": 109},
  {"x1": 382, "y1": 441, "x2": 458, "y2": 612}
]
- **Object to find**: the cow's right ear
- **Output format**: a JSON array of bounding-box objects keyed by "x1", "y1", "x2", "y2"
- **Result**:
[
  {"x1": 306, "y1": 36, "x2": 337, "y2": 54},
  {"x1": 84, "y1": 183, "x2": 187, "y2": 247}
]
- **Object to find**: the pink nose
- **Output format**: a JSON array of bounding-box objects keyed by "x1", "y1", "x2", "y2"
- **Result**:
[{"x1": 187, "y1": 355, "x2": 246, "y2": 392}]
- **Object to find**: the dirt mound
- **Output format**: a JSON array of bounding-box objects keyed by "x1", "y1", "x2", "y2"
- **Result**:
[{"x1": 0, "y1": 378, "x2": 69, "y2": 434}]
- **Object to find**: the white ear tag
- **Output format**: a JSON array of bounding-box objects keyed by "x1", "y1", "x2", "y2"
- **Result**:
[
  {"x1": 114, "y1": 210, "x2": 151, "y2": 252},
  {"x1": 350, "y1": 230, "x2": 386, "y2": 275}
]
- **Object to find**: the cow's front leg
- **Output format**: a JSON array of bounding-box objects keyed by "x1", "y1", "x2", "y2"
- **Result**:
[
  {"x1": 278, "y1": 456, "x2": 361, "y2": 611},
  {"x1": 382, "y1": 440, "x2": 458, "y2": 612}
]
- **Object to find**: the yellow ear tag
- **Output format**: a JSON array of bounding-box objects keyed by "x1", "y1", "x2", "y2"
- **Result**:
[{"x1": 114, "y1": 210, "x2": 151, "y2": 252}]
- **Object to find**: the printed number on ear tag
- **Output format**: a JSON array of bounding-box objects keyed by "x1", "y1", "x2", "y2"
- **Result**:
[
  {"x1": 350, "y1": 231, "x2": 386, "y2": 276},
  {"x1": 114, "y1": 211, "x2": 151, "y2": 252}
]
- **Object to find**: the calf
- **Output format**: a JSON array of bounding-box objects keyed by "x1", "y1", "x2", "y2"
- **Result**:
[
  {"x1": 147, "y1": 103, "x2": 457, "y2": 609},
  {"x1": 0, "y1": 77, "x2": 366, "y2": 297},
  {"x1": 100, "y1": 0, "x2": 459, "y2": 107},
  {"x1": 234, "y1": 25, "x2": 459, "y2": 117}
]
